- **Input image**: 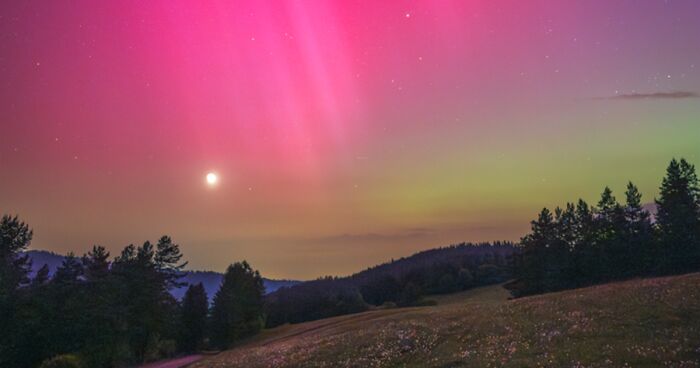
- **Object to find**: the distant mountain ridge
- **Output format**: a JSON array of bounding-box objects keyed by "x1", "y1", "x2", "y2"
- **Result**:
[
  {"x1": 264, "y1": 241, "x2": 517, "y2": 327},
  {"x1": 24, "y1": 250, "x2": 300, "y2": 300}
]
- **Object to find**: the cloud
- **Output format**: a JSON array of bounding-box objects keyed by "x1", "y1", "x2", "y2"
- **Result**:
[
  {"x1": 604, "y1": 91, "x2": 698, "y2": 100},
  {"x1": 313, "y1": 227, "x2": 437, "y2": 244}
]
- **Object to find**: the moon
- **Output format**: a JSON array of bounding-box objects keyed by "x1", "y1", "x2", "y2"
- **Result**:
[{"x1": 206, "y1": 172, "x2": 218, "y2": 186}]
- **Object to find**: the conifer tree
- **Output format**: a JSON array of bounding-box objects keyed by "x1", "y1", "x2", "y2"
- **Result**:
[
  {"x1": 178, "y1": 283, "x2": 209, "y2": 352},
  {"x1": 155, "y1": 236, "x2": 187, "y2": 289},
  {"x1": 0, "y1": 215, "x2": 33, "y2": 297},
  {"x1": 52, "y1": 253, "x2": 84, "y2": 285},
  {"x1": 656, "y1": 158, "x2": 700, "y2": 273},
  {"x1": 48, "y1": 253, "x2": 87, "y2": 359},
  {"x1": 32, "y1": 264, "x2": 51, "y2": 287},
  {"x1": 111, "y1": 239, "x2": 185, "y2": 362},
  {"x1": 82, "y1": 245, "x2": 110, "y2": 280},
  {"x1": 623, "y1": 182, "x2": 654, "y2": 275},
  {"x1": 571, "y1": 199, "x2": 596, "y2": 286},
  {"x1": 0, "y1": 215, "x2": 34, "y2": 367},
  {"x1": 595, "y1": 187, "x2": 626, "y2": 280},
  {"x1": 210, "y1": 261, "x2": 265, "y2": 348},
  {"x1": 515, "y1": 208, "x2": 556, "y2": 295}
]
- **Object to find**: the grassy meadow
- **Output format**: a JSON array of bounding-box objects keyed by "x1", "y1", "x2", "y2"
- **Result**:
[{"x1": 191, "y1": 274, "x2": 700, "y2": 367}]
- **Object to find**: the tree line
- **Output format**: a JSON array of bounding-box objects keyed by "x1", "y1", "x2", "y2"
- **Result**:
[
  {"x1": 508, "y1": 158, "x2": 700, "y2": 297},
  {"x1": 0, "y1": 219, "x2": 264, "y2": 368},
  {"x1": 264, "y1": 242, "x2": 516, "y2": 327}
]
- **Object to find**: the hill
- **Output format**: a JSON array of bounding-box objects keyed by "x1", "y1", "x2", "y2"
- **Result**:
[
  {"x1": 192, "y1": 273, "x2": 700, "y2": 367},
  {"x1": 264, "y1": 242, "x2": 516, "y2": 327},
  {"x1": 348, "y1": 241, "x2": 514, "y2": 284},
  {"x1": 24, "y1": 250, "x2": 299, "y2": 299}
]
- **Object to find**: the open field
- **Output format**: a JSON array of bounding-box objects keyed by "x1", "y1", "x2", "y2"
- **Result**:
[{"x1": 191, "y1": 274, "x2": 700, "y2": 367}]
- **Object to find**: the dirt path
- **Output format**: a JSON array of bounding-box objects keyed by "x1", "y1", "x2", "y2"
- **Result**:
[
  {"x1": 257, "y1": 308, "x2": 415, "y2": 347},
  {"x1": 138, "y1": 354, "x2": 202, "y2": 368}
]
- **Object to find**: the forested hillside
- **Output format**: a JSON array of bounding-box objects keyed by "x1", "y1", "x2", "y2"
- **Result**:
[{"x1": 264, "y1": 242, "x2": 516, "y2": 327}]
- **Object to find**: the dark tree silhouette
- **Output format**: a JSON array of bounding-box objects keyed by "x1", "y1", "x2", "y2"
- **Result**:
[
  {"x1": 0, "y1": 222, "x2": 264, "y2": 367},
  {"x1": 82, "y1": 245, "x2": 110, "y2": 280},
  {"x1": 623, "y1": 182, "x2": 654, "y2": 276},
  {"x1": 210, "y1": 261, "x2": 265, "y2": 349},
  {"x1": 595, "y1": 187, "x2": 627, "y2": 280},
  {"x1": 516, "y1": 208, "x2": 556, "y2": 294},
  {"x1": 0, "y1": 215, "x2": 34, "y2": 367},
  {"x1": 510, "y1": 158, "x2": 700, "y2": 297},
  {"x1": 178, "y1": 283, "x2": 208, "y2": 352},
  {"x1": 0, "y1": 215, "x2": 33, "y2": 297},
  {"x1": 655, "y1": 158, "x2": 700, "y2": 273}
]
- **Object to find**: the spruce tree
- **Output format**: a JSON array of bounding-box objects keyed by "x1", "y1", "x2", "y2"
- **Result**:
[
  {"x1": 111, "y1": 239, "x2": 185, "y2": 362},
  {"x1": 210, "y1": 261, "x2": 265, "y2": 348},
  {"x1": 623, "y1": 182, "x2": 653, "y2": 275},
  {"x1": 32, "y1": 264, "x2": 51, "y2": 287},
  {"x1": 572, "y1": 199, "x2": 596, "y2": 287},
  {"x1": 82, "y1": 245, "x2": 110, "y2": 280},
  {"x1": 0, "y1": 215, "x2": 34, "y2": 367},
  {"x1": 555, "y1": 203, "x2": 577, "y2": 288},
  {"x1": 155, "y1": 236, "x2": 187, "y2": 289},
  {"x1": 595, "y1": 187, "x2": 626, "y2": 280},
  {"x1": 48, "y1": 253, "x2": 87, "y2": 359},
  {"x1": 178, "y1": 283, "x2": 209, "y2": 352},
  {"x1": 655, "y1": 158, "x2": 700, "y2": 273},
  {"x1": 0, "y1": 215, "x2": 33, "y2": 297},
  {"x1": 513, "y1": 208, "x2": 556, "y2": 295}
]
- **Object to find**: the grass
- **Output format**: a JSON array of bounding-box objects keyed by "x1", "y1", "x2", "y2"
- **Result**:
[{"x1": 191, "y1": 274, "x2": 700, "y2": 367}]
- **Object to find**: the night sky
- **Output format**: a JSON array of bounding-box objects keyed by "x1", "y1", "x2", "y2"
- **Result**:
[{"x1": 1, "y1": 1, "x2": 699, "y2": 279}]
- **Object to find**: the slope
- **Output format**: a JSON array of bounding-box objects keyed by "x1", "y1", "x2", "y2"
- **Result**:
[{"x1": 192, "y1": 273, "x2": 700, "y2": 367}]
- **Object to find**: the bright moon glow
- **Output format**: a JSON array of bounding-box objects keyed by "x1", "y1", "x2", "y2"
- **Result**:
[{"x1": 206, "y1": 172, "x2": 218, "y2": 186}]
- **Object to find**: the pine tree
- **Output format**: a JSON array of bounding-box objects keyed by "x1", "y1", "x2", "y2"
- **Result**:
[
  {"x1": 0, "y1": 215, "x2": 33, "y2": 297},
  {"x1": 655, "y1": 158, "x2": 700, "y2": 273},
  {"x1": 111, "y1": 239, "x2": 184, "y2": 362},
  {"x1": 31, "y1": 264, "x2": 51, "y2": 287},
  {"x1": 513, "y1": 208, "x2": 556, "y2": 295},
  {"x1": 595, "y1": 187, "x2": 626, "y2": 281},
  {"x1": 178, "y1": 283, "x2": 209, "y2": 352},
  {"x1": 48, "y1": 253, "x2": 87, "y2": 359},
  {"x1": 0, "y1": 215, "x2": 34, "y2": 367},
  {"x1": 155, "y1": 236, "x2": 187, "y2": 289},
  {"x1": 554, "y1": 203, "x2": 577, "y2": 288},
  {"x1": 572, "y1": 199, "x2": 596, "y2": 287},
  {"x1": 82, "y1": 245, "x2": 110, "y2": 280},
  {"x1": 210, "y1": 261, "x2": 265, "y2": 348},
  {"x1": 52, "y1": 253, "x2": 84, "y2": 285},
  {"x1": 623, "y1": 182, "x2": 654, "y2": 275}
]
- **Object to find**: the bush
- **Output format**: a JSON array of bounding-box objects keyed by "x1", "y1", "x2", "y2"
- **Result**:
[
  {"x1": 39, "y1": 354, "x2": 83, "y2": 368},
  {"x1": 379, "y1": 301, "x2": 398, "y2": 309},
  {"x1": 144, "y1": 335, "x2": 177, "y2": 362}
]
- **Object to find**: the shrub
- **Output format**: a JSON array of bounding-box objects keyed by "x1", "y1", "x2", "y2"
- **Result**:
[
  {"x1": 144, "y1": 334, "x2": 177, "y2": 362},
  {"x1": 379, "y1": 301, "x2": 398, "y2": 309},
  {"x1": 39, "y1": 354, "x2": 83, "y2": 368}
]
